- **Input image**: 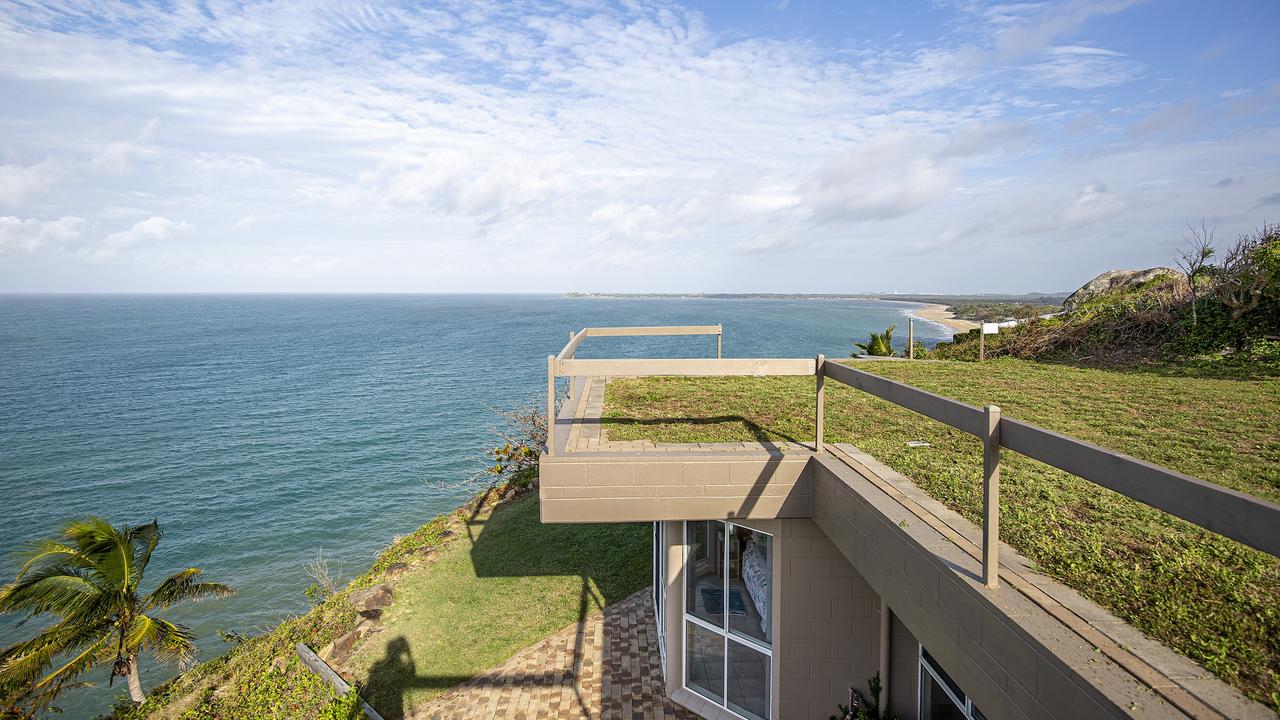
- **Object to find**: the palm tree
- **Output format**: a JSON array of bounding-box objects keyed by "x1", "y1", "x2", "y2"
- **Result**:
[
  {"x1": 0, "y1": 518, "x2": 233, "y2": 711},
  {"x1": 853, "y1": 325, "x2": 896, "y2": 357}
]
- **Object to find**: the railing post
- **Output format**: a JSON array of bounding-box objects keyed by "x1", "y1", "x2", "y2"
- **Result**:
[
  {"x1": 566, "y1": 331, "x2": 576, "y2": 400},
  {"x1": 908, "y1": 319, "x2": 914, "y2": 360},
  {"x1": 982, "y1": 404, "x2": 1001, "y2": 588},
  {"x1": 547, "y1": 355, "x2": 557, "y2": 456},
  {"x1": 716, "y1": 331, "x2": 722, "y2": 359},
  {"x1": 815, "y1": 354, "x2": 825, "y2": 452}
]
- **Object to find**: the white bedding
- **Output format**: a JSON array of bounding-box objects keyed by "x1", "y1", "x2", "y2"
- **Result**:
[{"x1": 741, "y1": 536, "x2": 769, "y2": 634}]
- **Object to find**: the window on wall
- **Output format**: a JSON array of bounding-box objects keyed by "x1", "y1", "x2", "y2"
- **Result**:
[
  {"x1": 919, "y1": 647, "x2": 986, "y2": 720},
  {"x1": 684, "y1": 521, "x2": 772, "y2": 720},
  {"x1": 653, "y1": 522, "x2": 666, "y2": 667}
]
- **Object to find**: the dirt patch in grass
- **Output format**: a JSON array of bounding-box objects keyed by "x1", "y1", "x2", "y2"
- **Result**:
[{"x1": 603, "y1": 358, "x2": 1280, "y2": 709}]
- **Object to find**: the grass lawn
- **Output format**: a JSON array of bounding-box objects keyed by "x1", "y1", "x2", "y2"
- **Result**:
[
  {"x1": 602, "y1": 358, "x2": 1280, "y2": 709},
  {"x1": 346, "y1": 493, "x2": 650, "y2": 719}
]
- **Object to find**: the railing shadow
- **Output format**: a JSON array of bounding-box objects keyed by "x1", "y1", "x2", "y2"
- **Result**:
[{"x1": 598, "y1": 415, "x2": 804, "y2": 446}]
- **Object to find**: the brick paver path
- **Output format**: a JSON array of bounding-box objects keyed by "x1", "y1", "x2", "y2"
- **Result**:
[{"x1": 409, "y1": 589, "x2": 696, "y2": 720}]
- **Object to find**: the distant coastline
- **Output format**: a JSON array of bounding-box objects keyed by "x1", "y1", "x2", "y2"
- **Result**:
[
  {"x1": 563, "y1": 292, "x2": 990, "y2": 333},
  {"x1": 898, "y1": 301, "x2": 979, "y2": 333}
]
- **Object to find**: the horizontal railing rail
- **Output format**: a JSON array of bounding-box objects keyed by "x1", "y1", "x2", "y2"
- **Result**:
[
  {"x1": 544, "y1": 327, "x2": 1280, "y2": 587},
  {"x1": 822, "y1": 362, "x2": 986, "y2": 437},
  {"x1": 559, "y1": 357, "x2": 815, "y2": 377}
]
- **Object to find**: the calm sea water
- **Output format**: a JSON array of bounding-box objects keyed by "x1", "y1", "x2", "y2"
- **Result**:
[{"x1": 0, "y1": 295, "x2": 949, "y2": 716}]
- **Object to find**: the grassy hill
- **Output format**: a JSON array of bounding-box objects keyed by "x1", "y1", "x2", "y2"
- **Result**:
[{"x1": 602, "y1": 358, "x2": 1280, "y2": 709}]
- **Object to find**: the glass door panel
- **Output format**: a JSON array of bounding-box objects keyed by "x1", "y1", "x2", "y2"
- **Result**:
[
  {"x1": 727, "y1": 639, "x2": 770, "y2": 720},
  {"x1": 686, "y1": 620, "x2": 725, "y2": 703},
  {"x1": 686, "y1": 520, "x2": 726, "y2": 627}
]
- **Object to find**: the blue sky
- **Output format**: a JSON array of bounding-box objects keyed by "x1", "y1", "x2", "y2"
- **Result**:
[{"x1": 1, "y1": 0, "x2": 1277, "y2": 293}]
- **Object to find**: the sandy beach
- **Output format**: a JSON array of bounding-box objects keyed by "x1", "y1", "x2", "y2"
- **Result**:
[{"x1": 907, "y1": 302, "x2": 979, "y2": 333}]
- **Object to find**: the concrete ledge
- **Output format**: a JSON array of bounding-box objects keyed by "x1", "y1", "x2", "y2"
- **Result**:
[{"x1": 540, "y1": 453, "x2": 813, "y2": 522}]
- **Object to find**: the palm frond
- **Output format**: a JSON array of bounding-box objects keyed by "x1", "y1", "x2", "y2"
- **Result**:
[
  {"x1": 144, "y1": 569, "x2": 234, "y2": 611},
  {"x1": 0, "y1": 616, "x2": 114, "y2": 689},
  {"x1": 129, "y1": 615, "x2": 196, "y2": 664},
  {"x1": 0, "y1": 572, "x2": 99, "y2": 618},
  {"x1": 130, "y1": 522, "x2": 162, "y2": 586},
  {"x1": 31, "y1": 630, "x2": 115, "y2": 692},
  {"x1": 12, "y1": 539, "x2": 94, "y2": 582}
]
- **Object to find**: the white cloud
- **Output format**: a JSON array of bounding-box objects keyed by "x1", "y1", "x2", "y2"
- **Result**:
[
  {"x1": 0, "y1": 0, "x2": 1273, "y2": 292},
  {"x1": 100, "y1": 216, "x2": 191, "y2": 253},
  {"x1": 1056, "y1": 183, "x2": 1131, "y2": 227},
  {"x1": 0, "y1": 160, "x2": 63, "y2": 206},
  {"x1": 803, "y1": 131, "x2": 955, "y2": 224},
  {"x1": 0, "y1": 215, "x2": 88, "y2": 254}
]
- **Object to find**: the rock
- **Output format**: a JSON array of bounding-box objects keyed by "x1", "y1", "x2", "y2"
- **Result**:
[
  {"x1": 384, "y1": 562, "x2": 411, "y2": 580},
  {"x1": 270, "y1": 655, "x2": 289, "y2": 673},
  {"x1": 316, "y1": 641, "x2": 336, "y2": 663},
  {"x1": 348, "y1": 584, "x2": 393, "y2": 617},
  {"x1": 1063, "y1": 267, "x2": 1182, "y2": 309},
  {"x1": 325, "y1": 629, "x2": 362, "y2": 665},
  {"x1": 319, "y1": 620, "x2": 378, "y2": 664}
]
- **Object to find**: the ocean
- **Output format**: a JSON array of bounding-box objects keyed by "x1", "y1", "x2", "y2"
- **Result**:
[{"x1": 0, "y1": 294, "x2": 951, "y2": 716}]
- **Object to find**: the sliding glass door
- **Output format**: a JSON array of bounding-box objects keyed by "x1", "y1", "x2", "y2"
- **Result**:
[{"x1": 684, "y1": 521, "x2": 773, "y2": 720}]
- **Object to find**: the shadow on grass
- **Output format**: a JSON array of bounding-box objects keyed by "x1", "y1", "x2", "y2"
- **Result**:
[
  {"x1": 599, "y1": 415, "x2": 804, "y2": 445},
  {"x1": 359, "y1": 494, "x2": 652, "y2": 720}
]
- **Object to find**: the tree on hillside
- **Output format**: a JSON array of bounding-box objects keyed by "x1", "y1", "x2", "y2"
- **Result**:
[
  {"x1": 1176, "y1": 220, "x2": 1215, "y2": 326},
  {"x1": 0, "y1": 518, "x2": 233, "y2": 713},
  {"x1": 1215, "y1": 223, "x2": 1280, "y2": 321}
]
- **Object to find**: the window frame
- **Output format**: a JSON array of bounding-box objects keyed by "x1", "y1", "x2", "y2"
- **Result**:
[
  {"x1": 682, "y1": 520, "x2": 774, "y2": 720},
  {"x1": 653, "y1": 522, "x2": 667, "y2": 669},
  {"x1": 918, "y1": 644, "x2": 984, "y2": 720}
]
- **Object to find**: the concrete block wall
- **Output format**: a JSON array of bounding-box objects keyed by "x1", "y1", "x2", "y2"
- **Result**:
[
  {"x1": 886, "y1": 613, "x2": 921, "y2": 718},
  {"x1": 540, "y1": 455, "x2": 813, "y2": 523},
  {"x1": 777, "y1": 518, "x2": 881, "y2": 720}
]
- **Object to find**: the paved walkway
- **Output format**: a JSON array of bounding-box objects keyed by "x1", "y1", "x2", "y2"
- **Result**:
[{"x1": 409, "y1": 590, "x2": 696, "y2": 720}]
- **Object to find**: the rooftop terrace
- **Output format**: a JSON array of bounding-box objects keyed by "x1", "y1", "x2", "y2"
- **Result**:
[{"x1": 539, "y1": 326, "x2": 1280, "y2": 719}]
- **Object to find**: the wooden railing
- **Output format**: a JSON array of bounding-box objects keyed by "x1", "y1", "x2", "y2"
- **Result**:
[{"x1": 546, "y1": 326, "x2": 1280, "y2": 588}]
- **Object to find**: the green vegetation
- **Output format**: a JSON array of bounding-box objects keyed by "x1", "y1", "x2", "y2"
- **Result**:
[
  {"x1": 105, "y1": 489, "x2": 648, "y2": 720},
  {"x1": 107, "y1": 515, "x2": 449, "y2": 720},
  {"x1": 945, "y1": 302, "x2": 1059, "y2": 323},
  {"x1": 346, "y1": 492, "x2": 649, "y2": 718},
  {"x1": 929, "y1": 223, "x2": 1280, "y2": 365},
  {"x1": 853, "y1": 325, "x2": 896, "y2": 357},
  {"x1": 601, "y1": 359, "x2": 1280, "y2": 708},
  {"x1": 0, "y1": 519, "x2": 234, "y2": 717}
]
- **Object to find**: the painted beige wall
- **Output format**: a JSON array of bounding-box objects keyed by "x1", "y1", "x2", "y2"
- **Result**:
[
  {"x1": 540, "y1": 454, "x2": 812, "y2": 523},
  {"x1": 776, "y1": 518, "x2": 881, "y2": 720}
]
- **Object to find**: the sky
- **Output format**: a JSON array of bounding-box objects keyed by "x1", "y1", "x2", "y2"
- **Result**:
[{"x1": 0, "y1": 0, "x2": 1278, "y2": 294}]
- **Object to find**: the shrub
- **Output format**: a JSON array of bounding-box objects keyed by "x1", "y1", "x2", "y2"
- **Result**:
[{"x1": 853, "y1": 325, "x2": 896, "y2": 357}]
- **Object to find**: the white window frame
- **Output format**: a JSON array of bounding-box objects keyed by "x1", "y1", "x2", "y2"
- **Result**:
[
  {"x1": 918, "y1": 644, "x2": 983, "y2": 720},
  {"x1": 682, "y1": 520, "x2": 773, "y2": 720},
  {"x1": 653, "y1": 521, "x2": 667, "y2": 668}
]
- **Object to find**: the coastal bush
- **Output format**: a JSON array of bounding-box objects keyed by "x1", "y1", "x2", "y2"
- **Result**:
[
  {"x1": 926, "y1": 225, "x2": 1280, "y2": 366},
  {"x1": 853, "y1": 325, "x2": 896, "y2": 357},
  {"x1": 484, "y1": 402, "x2": 546, "y2": 490}
]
